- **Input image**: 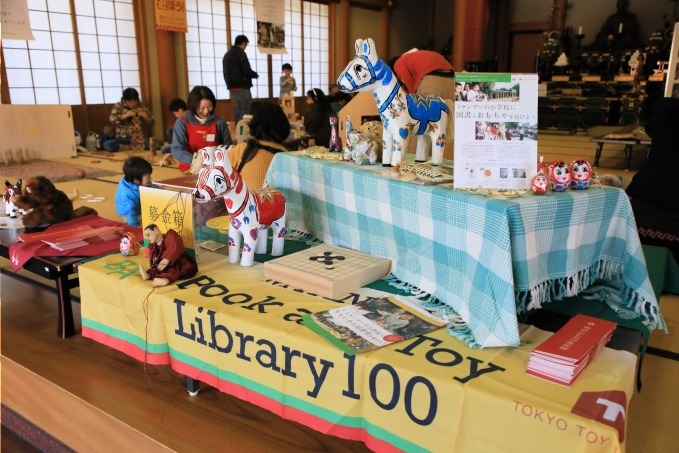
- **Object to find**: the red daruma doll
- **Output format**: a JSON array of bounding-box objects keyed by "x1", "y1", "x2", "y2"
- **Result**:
[
  {"x1": 570, "y1": 157, "x2": 593, "y2": 190},
  {"x1": 119, "y1": 231, "x2": 140, "y2": 256},
  {"x1": 548, "y1": 159, "x2": 571, "y2": 192},
  {"x1": 530, "y1": 157, "x2": 549, "y2": 195}
]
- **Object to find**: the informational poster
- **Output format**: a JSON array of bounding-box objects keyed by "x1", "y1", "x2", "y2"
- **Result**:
[
  {"x1": 453, "y1": 73, "x2": 538, "y2": 190},
  {"x1": 255, "y1": 0, "x2": 287, "y2": 54},
  {"x1": 154, "y1": 0, "x2": 188, "y2": 32},
  {"x1": 1, "y1": 0, "x2": 35, "y2": 40}
]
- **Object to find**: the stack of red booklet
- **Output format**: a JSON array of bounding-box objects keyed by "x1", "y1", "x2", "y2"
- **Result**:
[{"x1": 526, "y1": 314, "x2": 617, "y2": 386}]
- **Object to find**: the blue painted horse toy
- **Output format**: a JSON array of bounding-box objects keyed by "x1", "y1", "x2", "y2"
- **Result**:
[{"x1": 337, "y1": 38, "x2": 454, "y2": 166}]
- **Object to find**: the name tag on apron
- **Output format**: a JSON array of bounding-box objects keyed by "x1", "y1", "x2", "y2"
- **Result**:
[{"x1": 205, "y1": 133, "x2": 216, "y2": 142}]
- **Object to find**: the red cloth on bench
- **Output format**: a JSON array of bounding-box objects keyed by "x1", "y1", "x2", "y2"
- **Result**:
[{"x1": 9, "y1": 215, "x2": 142, "y2": 271}]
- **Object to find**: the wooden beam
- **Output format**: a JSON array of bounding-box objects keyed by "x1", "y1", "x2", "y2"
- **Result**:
[
  {"x1": 339, "y1": 0, "x2": 350, "y2": 69},
  {"x1": 379, "y1": 7, "x2": 389, "y2": 59},
  {"x1": 154, "y1": 28, "x2": 180, "y2": 139},
  {"x1": 453, "y1": 0, "x2": 466, "y2": 70}
]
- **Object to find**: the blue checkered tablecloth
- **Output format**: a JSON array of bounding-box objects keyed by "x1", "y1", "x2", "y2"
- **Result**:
[{"x1": 265, "y1": 152, "x2": 665, "y2": 347}]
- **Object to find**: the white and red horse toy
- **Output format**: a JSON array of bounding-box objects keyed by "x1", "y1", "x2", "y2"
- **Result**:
[
  {"x1": 337, "y1": 38, "x2": 454, "y2": 166},
  {"x1": 193, "y1": 145, "x2": 286, "y2": 267},
  {"x1": 3, "y1": 179, "x2": 22, "y2": 218}
]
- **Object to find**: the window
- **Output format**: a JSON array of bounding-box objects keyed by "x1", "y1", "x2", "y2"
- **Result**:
[
  {"x1": 185, "y1": 0, "x2": 230, "y2": 99},
  {"x1": 75, "y1": 0, "x2": 140, "y2": 104},
  {"x1": 301, "y1": 1, "x2": 328, "y2": 96},
  {"x1": 229, "y1": 0, "x2": 270, "y2": 99},
  {"x1": 186, "y1": 0, "x2": 329, "y2": 100},
  {"x1": 2, "y1": 0, "x2": 142, "y2": 105},
  {"x1": 3, "y1": 0, "x2": 81, "y2": 104},
  {"x1": 271, "y1": 0, "x2": 303, "y2": 99}
]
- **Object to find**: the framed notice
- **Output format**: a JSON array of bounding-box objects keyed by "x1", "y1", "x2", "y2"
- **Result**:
[{"x1": 453, "y1": 73, "x2": 538, "y2": 190}]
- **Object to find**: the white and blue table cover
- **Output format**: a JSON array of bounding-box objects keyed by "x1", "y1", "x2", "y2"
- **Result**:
[{"x1": 265, "y1": 152, "x2": 664, "y2": 348}]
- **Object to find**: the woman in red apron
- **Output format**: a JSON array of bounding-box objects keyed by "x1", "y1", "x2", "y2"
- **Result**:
[{"x1": 171, "y1": 86, "x2": 232, "y2": 172}]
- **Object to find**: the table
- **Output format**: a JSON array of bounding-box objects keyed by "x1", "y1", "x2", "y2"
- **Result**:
[
  {"x1": 0, "y1": 215, "x2": 142, "y2": 337},
  {"x1": 0, "y1": 227, "x2": 82, "y2": 337},
  {"x1": 265, "y1": 152, "x2": 664, "y2": 348},
  {"x1": 590, "y1": 136, "x2": 652, "y2": 171},
  {"x1": 79, "y1": 251, "x2": 639, "y2": 453}
]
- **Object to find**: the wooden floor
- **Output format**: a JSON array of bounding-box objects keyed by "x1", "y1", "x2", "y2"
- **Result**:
[{"x1": 0, "y1": 274, "x2": 370, "y2": 452}]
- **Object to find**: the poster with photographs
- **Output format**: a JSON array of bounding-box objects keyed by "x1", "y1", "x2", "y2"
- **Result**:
[
  {"x1": 453, "y1": 73, "x2": 538, "y2": 190},
  {"x1": 255, "y1": 0, "x2": 287, "y2": 55}
]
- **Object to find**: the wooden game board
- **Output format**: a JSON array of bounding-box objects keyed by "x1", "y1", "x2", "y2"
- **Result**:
[{"x1": 263, "y1": 245, "x2": 392, "y2": 299}]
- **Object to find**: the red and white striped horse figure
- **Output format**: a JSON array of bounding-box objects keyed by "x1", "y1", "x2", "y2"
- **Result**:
[{"x1": 193, "y1": 146, "x2": 286, "y2": 267}]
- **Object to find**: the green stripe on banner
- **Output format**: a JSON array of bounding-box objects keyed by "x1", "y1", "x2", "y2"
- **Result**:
[
  {"x1": 81, "y1": 318, "x2": 169, "y2": 354},
  {"x1": 168, "y1": 347, "x2": 426, "y2": 452},
  {"x1": 455, "y1": 73, "x2": 512, "y2": 83}
]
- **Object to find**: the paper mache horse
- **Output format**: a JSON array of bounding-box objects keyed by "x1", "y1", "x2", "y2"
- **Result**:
[
  {"x1": 3, "y1": 179, "x2": 23, "y2": 218},
  {"x1": 193, "y1": 145, "x2": 286, "y2": 267},
  {"x1": 337, "y1": 38, "x2": 454, "y2": 166}
]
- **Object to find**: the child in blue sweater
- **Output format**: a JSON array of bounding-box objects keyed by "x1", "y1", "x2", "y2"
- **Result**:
[{"x1": 115, "y1": 156, "x2": 153, "y2": 226}]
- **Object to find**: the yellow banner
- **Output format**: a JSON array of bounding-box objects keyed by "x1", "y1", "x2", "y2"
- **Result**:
[
  {"x1": 154, "y1": 0, "x2": 187, "y2": 33},
  {"x1": 80, "y1": 253, "x2": 636, "y2": 452}
]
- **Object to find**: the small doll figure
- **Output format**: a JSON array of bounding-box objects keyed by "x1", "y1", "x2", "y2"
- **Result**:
[
  {"x1": 530, "y1": 157, "x2": 549, "y2": 195},
  {"x1": 531, "y1": 173, "x2": 549, "y2": 195},
  {"x1": 548, "y1": 159, "x2": 571, "y2": 192},
  {"x1": 119, "y1": 231, "x2": 140, "y2": 256},
  {"x1": 569, "y1": 158, "x2": 593, "y2": 190},
  {"x1": 3, "y1": 179, "x2": 22, "y2": 218},
  {"x1": 138, "y1": 224, "x2": 198, "y2": 287}
]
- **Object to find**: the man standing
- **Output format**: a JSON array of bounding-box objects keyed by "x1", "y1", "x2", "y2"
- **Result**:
[{"x1": 223, "y1": 35, "x2": 259, "y2": 123}]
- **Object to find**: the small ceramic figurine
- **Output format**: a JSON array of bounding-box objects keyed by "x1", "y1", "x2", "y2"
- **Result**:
[
  {"x1": 345, "y1": 115, "x2": 378, "y2": 165},
  {"x1": 569, "y1": 157, "x2": 593, "y2": 190},
  {"x1": 548, "y1": 159, "x2": 571, "y2": 192},
  {"x1": 119, "y1": 231, "x2": 140, "y2": 256},
  {"x1": 328, "y1": 116, "x2": 342, "y2": 152},
  {"x1": 3, "y1": 179, "x2": 22, "y2": 218},
  {"x1": 530, "y1": 157, "x2": 549, "y2": 195}
]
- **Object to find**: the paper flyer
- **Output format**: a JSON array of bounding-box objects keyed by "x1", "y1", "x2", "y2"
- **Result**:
[{"x1": 453, "y1": 73, "x2": 538, "y2": 190}]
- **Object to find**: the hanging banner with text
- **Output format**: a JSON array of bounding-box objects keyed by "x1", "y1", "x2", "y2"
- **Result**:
[
  {"x1": 154, "y1": 0, "x2": 188, "y2": 32},
  {"x1": 454, "y1": 73, "x2": 538, "y2": 190},
  {"x1": 255, "y1": 0, "x2": 287, "y2": 55}
]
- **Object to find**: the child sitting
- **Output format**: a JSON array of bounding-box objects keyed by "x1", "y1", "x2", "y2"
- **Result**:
[
  {"x1": 160, "y1": 98, "x2": 188, "y2": 156},
  {"x1": 115, "y1": 156, "x2": 153, "y2": 226}
]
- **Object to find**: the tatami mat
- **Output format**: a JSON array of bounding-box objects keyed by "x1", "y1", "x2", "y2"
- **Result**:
[
  {"x1": 627, "y1": 353, "x2": 679, "y2": 452},
  {"x1": 648, "y1": 293, "x2": 679, "y2": 354},
  {"x1": 55, "y1": 178, "x2": 120, "y2": 222}
]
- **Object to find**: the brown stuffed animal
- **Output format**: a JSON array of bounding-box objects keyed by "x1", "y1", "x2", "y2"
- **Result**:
[{"x1": 13, "y1": 176, "x2": 97, "y2": 228}]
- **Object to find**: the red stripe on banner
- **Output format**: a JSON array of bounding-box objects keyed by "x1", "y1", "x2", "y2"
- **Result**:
[
  {"x1": 171, "y1": 360, "x2": 402, "y2": 453},
  {"x1": 82, "y1": 327, "x2": 171, "y2": 366}
]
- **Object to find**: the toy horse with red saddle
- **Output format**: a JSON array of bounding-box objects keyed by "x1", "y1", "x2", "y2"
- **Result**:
[{"x1": 193, "y1": 145, "x2": 286, "y2": 267}]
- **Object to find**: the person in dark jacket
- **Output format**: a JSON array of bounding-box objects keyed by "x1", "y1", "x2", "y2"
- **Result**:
[
  {"x1": 303, "y1": 88, "x2": 333, "y2": 148},
  {"x1": 223, "y1": 35, "x2": 259, "y2": 123},
  {"x1": 625, "y1": 94, "x2": 679, "y2": 260}
]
